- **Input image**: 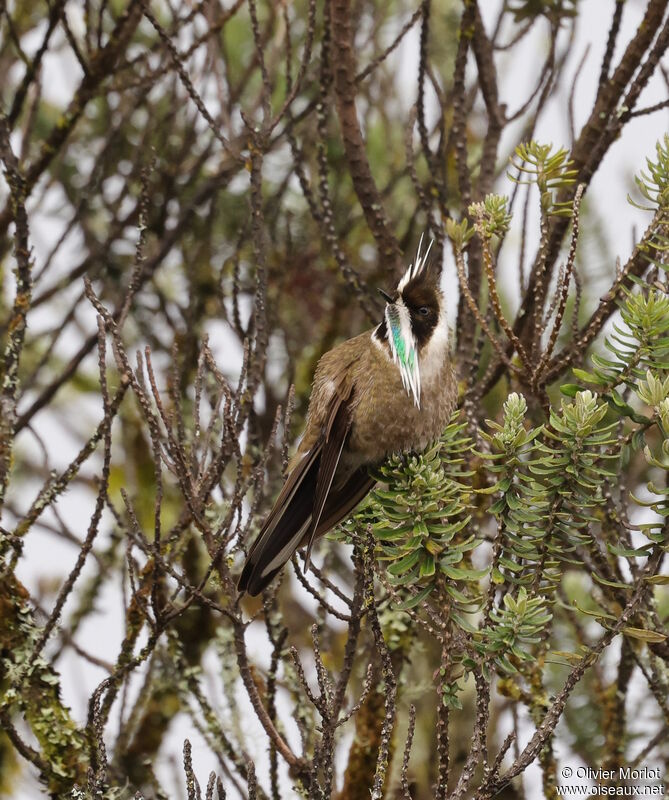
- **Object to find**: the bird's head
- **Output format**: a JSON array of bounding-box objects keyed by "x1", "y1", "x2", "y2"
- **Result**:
[{"x1": 374, "y1": 237, "x2": 443, "y2": 407}]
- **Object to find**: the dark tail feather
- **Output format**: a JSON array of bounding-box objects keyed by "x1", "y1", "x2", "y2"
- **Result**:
[
  {"x1": 238, "y1": 464, "x2": 376, "y2": 597},
  {"x1": 237, "y1": 452, "x2": 320, "y2": 596},
  {"x1": 238, "y1": 392, "x2": 362, "y2": 597},
  {"x1": 304, "y1": 401, "x2": 350, "y2": 568}
]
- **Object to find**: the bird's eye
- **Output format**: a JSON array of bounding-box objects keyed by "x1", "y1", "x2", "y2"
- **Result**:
[{"x1": 418, "y1": 306, "x2": 430, "y2": 316}]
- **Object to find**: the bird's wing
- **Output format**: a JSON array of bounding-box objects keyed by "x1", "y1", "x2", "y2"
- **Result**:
[
  {"x1": 303, "y1": 396, "x2": 351, "y2": 567},
  {"x1": 237, "y1": 381, "x2": 357, "y2": 596},
  {"x1": 315, "y1": 466, "x2": 376, "y2": 536}
]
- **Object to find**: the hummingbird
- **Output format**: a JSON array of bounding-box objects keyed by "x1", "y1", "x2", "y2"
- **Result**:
[{"x1": 238, "y1": 239, "x2": 457, "y2": 596}]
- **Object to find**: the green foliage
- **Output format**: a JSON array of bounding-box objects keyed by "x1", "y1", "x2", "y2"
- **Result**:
[
  {"x1": 635, "y1": 431, "x2": 669, "y2": 544},
  {"x1": 468, "y1": 194, "x2": 512, "y2": 239},
  {"x1": 628, "y1": 133, "x2": 669, "y2": 211},
  {"x1": 509, "y1": 141, "x2": 578, "y2": 216},
  {"x1": 367, "y1": 366, "x2": 658, "y2": 683},
  {"x1": 369, "y1": 414, "x2": 485, "y2": 620},
  {"x1": 565, "y1": 285, "x2": 669, "y2": 568},
  {"x1": 353, "y1": 264, "x2": 669, "y2": 688},
  {"x1": 627, "y1": 135, "x2": 669, "y2": 273},
  {"x1": 479, "y1": 393, "x2": 547, "y2": 588},
  {"x1": 479, "y1": 388, "x2": 618, "y2": 598},
  {"x1": 480, "y1": 587, "x2": 552, "y2": 674},
  {"x1": 445, "y1": 217, "x2": 475, "y2": 249},
  {"x1": 439, "y1": 673, "x2": 464, "y2": 710},
  {"x1": 475, "y1": 390, "x2": 618, "y2": 674},
  {"x1": 539, "y1": 391, "x2": 619, "y2": 556},
  {"x1": 657, "y1": 396, "x2": 669, "y2": 438},
  {"x1": 574, "y1": 289, "x2": 669, "y2": 392},
  {"x1": 621, "y1": 290, "x2": 669, "y2": 369},
  {"x1": 636, "y1": 369, "x2": 669, "y2": 410}
]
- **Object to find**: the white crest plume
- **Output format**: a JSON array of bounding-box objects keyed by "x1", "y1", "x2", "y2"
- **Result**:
[{"x1": 397, "y1": 234, "x2": 434, "y2": 292}]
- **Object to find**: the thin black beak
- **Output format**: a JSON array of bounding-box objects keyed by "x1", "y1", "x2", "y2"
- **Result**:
[{"x1": 378, "y1": 288, "x2": 394, "y2": 304}]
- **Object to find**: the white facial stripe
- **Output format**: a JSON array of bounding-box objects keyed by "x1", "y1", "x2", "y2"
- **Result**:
[
  {"x1": 419, "y1": 301, "x2": 450, "y2": 386},
  {"x1": 385, "y1": 302, "x2": 421, "y2": 408}
]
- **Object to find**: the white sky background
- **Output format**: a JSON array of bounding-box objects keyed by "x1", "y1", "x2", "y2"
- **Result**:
[{"x1": 6, "y1": 1, "x2": 669, "y2": 798}]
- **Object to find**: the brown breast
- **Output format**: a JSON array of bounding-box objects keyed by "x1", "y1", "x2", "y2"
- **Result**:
[
  {"x1": 347, "y1": 333, "x2": 456, "y2": 463},
  {"x1": 293, "y1": 328, "x2": 456, "y2": 470}
]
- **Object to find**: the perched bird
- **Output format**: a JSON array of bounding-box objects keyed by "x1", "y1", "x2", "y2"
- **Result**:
[{"x1": 238, "y1": 239, "x2": 457, "y2": 596}]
